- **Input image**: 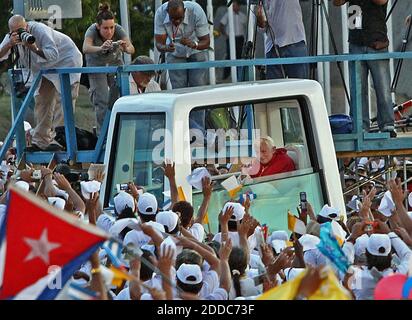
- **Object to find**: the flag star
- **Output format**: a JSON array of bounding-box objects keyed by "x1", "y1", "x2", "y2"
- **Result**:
[{"x1": 24, "y1": 229, "x2": 61, "y2": 265}]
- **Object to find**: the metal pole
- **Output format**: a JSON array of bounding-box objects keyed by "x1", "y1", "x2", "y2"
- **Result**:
[
  {"x1": 13, "y1": 0, "x2": 25, "y2": 16},
  {"x1": 207, "y1": 0, "x2": 216, "y2": 85},
  {"x1": 154, "y1": 0, "x2": 163, "y2": 65},
  {"x1": 387, "y1": 0, "x2": 396, "y2": 103},
  {"x1": 120, "y1": 0, "x2": 132, "y2": 65},
  {"x1": 321, "y1": 0, "x2": 331, "y2": 113},
  {"x1": 341, "y1": 5, "x2": 350, "y2": 115},
  {"x1": 246, "y1": 0, "x2": 256, "y2": 81},
  {"x1": 227, "y1": 1, "x2": 237, "y2": 82},
  {"x1": 404, "y1": 157, "x2": 408, "y2": 209}
]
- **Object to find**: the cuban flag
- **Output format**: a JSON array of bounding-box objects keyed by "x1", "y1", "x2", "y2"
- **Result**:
[{"x1": 0, "y1": 186, "x2": 109, "y2": 300}]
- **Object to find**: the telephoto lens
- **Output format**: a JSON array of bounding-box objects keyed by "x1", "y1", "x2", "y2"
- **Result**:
[{"x1": 17, "y1": 28, "x2": 36, "y2": 44}]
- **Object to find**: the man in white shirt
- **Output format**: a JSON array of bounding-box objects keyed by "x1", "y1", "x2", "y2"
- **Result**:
[{"x1": 0, "y1": 15, "x2": 82, "y2": 151}]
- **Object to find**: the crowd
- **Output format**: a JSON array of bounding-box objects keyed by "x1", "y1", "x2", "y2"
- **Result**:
[{"x1": 1, "y1": 145, "x2": 412, "y2": 300}]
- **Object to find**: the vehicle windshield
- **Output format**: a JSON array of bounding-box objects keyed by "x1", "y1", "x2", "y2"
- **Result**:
[{"x1": 105, "y1": 113, "x2": 166, "y2": 209}]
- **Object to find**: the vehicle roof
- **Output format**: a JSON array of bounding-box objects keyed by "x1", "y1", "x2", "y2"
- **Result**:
[{"x1": 112, "y1": 79, "x2": 323, "y2": 114}]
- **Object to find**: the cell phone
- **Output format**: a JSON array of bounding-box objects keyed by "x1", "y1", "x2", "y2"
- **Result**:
[
  {"x1": 116, "y1": 183, "x2": 130, "y2": 192},
  {"x1": 300, "y1": 192, "x2": 307, "y2": 210},
  {"x1": 253, "y1": 274, "x2": 266, "y2": 286},
  {"x1": 32, "y1": 170, "x2": 42, "y2": 180}
]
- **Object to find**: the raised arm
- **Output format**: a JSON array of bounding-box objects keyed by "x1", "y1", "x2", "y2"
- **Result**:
[{"x1": 194, "y1": 176, "x2": 212, "y2": 224}]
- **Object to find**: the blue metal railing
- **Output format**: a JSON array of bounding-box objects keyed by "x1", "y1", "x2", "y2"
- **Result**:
[{"x1": 2, "y1": 51, "x2": 412, "y2": 163}]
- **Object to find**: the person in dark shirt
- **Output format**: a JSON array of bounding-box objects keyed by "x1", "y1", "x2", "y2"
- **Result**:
[
  {"x1": 333, "y1": 0, "x2": 395, "y2": 137},
  {"x1": 243, "y1": 136, "x2": 296, "y2": 178}
]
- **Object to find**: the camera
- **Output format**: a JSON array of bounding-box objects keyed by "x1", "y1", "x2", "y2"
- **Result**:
[
  {"x1": 102, "y1": 40, "x2": 122, "y2": 54},
  {"x1": 116, "y1": 183, "x2": 130, "y2": 192},
  {"x1": 300, "y1": 191, "x2": 307, "y2": 210},
  {"x1": 32, "y1": 170, "x2": 42, "y2": 180},
  {"x1": 17, "y1": 28, "x2": 36, "y2": 44}
]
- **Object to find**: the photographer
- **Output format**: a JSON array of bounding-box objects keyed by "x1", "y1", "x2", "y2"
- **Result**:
[
  {"x1": 83, "y1": 3, "x2": 135, "y2": 135},
  {"x1": 333, "y1": 0, "x2": 395, "y2": 137},
  {"x1": 154, "y1": 0, "x2": 210, "y2": 89},
  {"x1": 256, "y1": 0, "x2": 308, "y2": 79},
  {"x1": 0, "y1": 15, "x2": 82, "y2": 151}
]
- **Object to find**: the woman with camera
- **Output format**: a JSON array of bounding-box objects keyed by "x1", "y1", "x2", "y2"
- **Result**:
[{"x1": 83, "y1": 2, "x2": 135, "y2": 135}]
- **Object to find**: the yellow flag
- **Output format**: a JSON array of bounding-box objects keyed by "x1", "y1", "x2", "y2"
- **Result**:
[
  {"x1": 203, "y1": 212, "x2": 209, "y2": 224},
  {"x1": 228, "y1": 185, "x2": 243, "y2": 199},
  {"x1": 287, "y1": 211, "x2": 306, "y2": 235},
  {"x1": 258, "y1": 268, "x2": 351, "y2": 300},
  {"x1": 109, "y1": 266, "x2": 134, "y2": 287},
  {"x1": 177, "y1": 186, "x2": 186, "y2": 201}
]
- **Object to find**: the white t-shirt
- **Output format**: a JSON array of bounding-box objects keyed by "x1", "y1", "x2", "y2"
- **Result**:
[
  {"x1": 229, "y1": 276, "x2": 261, "y2": 300},
  {"x1": 220, "y1": 11, "x2": 247, "y2": 36},
  {"x1": 199, "y1": 270, "x2": 220, "y2": 298},
  {"x1": 96, "y1": 214, "x2": 115, "y2": 233}
]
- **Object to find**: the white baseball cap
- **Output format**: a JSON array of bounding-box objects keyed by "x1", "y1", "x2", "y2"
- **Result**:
[
  {"x1": 378, "y1": 191, "x2": 395, "y2": 217},
  {"x1": 80, "y1": 180, "x2": 101, "y2": 200},
  {"x1": 367, "y1": 234, "x2": 391, "y2": 257},
  {"x1": 354, "y1": 234, "x2": 369, "y2": 257},
  {"x1": 186, "y1": 167, "x2": 211, "y2": 190},
  {"x1": 271, "y1": 239, "x2": 287, "y2": 254},
  {"x1": 114, "y1": 191, "x2": 136, "y2": 213},
  {"x1": 176, "y1": 263, "x2": 203, "y2": 285},
  {"x1": 268, "y1": 230, "x2": 289, "y2": 243},
  {"x1": 298, "y1": 234, "x2": 320, "y2": 252},
  {"x1": 48, "y1": 197, "x2": 66, "y2": 210},
  {"x1": 318, "y1": 204, "x2": 340, "y2": 220},
  {"x1": 137, "y1": 193, "x2": 158, "y2": 215},
  {"x1": 156, "y1": 210, "x2": 179, "y2": 233},
  {"x1": 15, "y1": 181, "x2": 30, "y2": 191},
  {"x1": 223, "y1": 202, "x2": 245, "y2": 221}
]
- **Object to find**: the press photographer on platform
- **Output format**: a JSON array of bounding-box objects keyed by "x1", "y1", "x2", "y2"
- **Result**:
[{"x1": 0, "y1": 15, "x2": 82, "y2": 151}]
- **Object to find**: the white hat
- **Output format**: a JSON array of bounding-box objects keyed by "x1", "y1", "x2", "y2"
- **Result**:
[
  {"x1": 15, "y1": 181, "x2": 30, "y2": 191},
  {"x1": 137, "y1": 193, "x2": 158, "y2": 215},
  {"x1": 156, "y1": 210, "x2": 179, "y2": 233},
  {"x1": 186, "y1": 167, "x2": 211, "y2": 190},
  {"x1": 48, "y1": 197, "x2": 66, "y2": 210},
  {"x1": 160, "y1": 236, "x2": 177, "y2": 260},
  {"x1": 109, "y1": 218, "x2": 140, "y2": 237},
  {"x1": 268, "y1": 230, "x2": 289, "y2": 243},
  {"x1": 357, "y1": 157, "x2": 368, "y2": 170},
  {"x1": 176, "y1": 263, "x2": 203, "y2": 285},
  {"x1": 114, "y1": 191, "x2": 136, "y2": 213},
  {"x1": 318, "y1": 204, "x2": 340, "y2": 220},
  {"x1": 367, "y1": 234, "x2": 391, "y2": 257},
  {"x1": 80, "y1": 180, "x2": 101, "y2": 200},
  {"x1": 298, "y1": 234, "x2": 320, "y2": 252},
  {"x1": 222, "y1": 202, "x2": 245, "y2": 221},
  {"x1": 378, "y1": 191, "x2": 395, "y2": 217},
  {"x1": 271, "y1": 239, "x2": 286, "y2": 254},
  {"x1": 354, "y1": 234, "x2": 369, "y2": 257},
  {"x1": 347, "y1": 195, "x2": 361, "y2": 212}
]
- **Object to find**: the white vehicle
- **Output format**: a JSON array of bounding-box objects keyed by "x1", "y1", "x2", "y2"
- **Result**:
[{"x1": 101, "y1": 79, "x2": 345, "y2": 232}]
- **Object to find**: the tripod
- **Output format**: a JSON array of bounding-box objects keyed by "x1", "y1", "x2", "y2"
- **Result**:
[
  {"x1": 309, "y1": 0, "x2": 351, "y2": 105},
  {"x1": 391, "y1": 14, "x2": 412, "y2": 93},
  {"x1": 236, "y1": 0, "x2": 286, "y2": 81}
]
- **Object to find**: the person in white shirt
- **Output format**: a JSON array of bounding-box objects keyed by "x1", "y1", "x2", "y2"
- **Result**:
[{"x1": 0, "y1": 15, "x2": 83, "y2": 151}]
